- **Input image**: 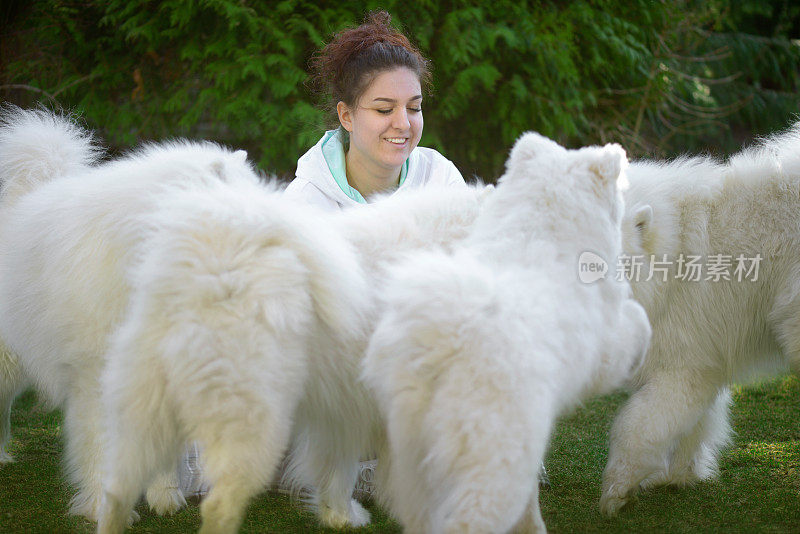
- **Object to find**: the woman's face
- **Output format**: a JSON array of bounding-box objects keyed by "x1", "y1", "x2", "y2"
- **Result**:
[{"x1": 338, "y1": 67, "x2": 423, "y2": 176}]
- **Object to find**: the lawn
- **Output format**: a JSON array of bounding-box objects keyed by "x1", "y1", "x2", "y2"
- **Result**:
[{"x1": 0, "y1": 375, "x2": 797, "y2": 533}]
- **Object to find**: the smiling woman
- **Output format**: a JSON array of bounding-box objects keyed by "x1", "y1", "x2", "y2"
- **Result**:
[
  {"x1": 339, "y1": 67, "x2": 423, "y2": 197},
  {"x1": 284, "y1": 11, "x2": 466, "y2": 211}
]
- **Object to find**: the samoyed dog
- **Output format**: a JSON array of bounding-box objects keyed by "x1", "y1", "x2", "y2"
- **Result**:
[
  {"x1": 97, "y1": 176, "x2": 490, "y2": 531},
  {"x1": 98, "y1": 182, "x2": 490, "y2": 533},
  {"x1": 275, "y1": 183, "x2": 491, "y2": 528},
  {"x1": 0, "y1": 107, "x2": 492, "y2": 532},
  {"x1": 600, "y1": 124, "x2": 800, "y2": 516},
  {"x1": 362, "y1": 133, "x2": 651, "y2": 533},
  {"x1": 0, "y1": 107, "x2": 370, "y2": 531}
]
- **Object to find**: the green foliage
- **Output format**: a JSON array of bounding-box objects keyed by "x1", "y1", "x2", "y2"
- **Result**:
[{"x1": 2, "y1": 0, "x2": 799, "y2": 180}]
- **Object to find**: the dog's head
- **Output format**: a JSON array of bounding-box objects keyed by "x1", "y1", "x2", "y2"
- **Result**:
[{"x1": 498, "y1": 132, "x2": 629, "y2": 234}]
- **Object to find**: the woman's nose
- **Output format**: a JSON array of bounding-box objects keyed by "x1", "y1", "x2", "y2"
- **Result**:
[{"x1": 393, "y1": 108, "x2": 410, "y2": 130}]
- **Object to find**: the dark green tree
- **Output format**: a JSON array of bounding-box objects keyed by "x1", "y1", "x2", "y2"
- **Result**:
[{"x1": 2, "y1": 0, "x2": 798, "y2": 180}]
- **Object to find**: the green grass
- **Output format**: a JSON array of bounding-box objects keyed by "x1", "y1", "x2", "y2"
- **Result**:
[{"x1": 0, "y1": 375, "x2": 797, "y2": 533}]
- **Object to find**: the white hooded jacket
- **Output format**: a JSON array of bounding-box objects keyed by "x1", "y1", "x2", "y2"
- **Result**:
[{"x1": 285, "y1": 130, "x2": 466, "y2": 211}]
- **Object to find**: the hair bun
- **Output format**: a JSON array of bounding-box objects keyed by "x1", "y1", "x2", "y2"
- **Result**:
[
  {"x1": 366, "y1": 10, "x2": 392, "y2": 28},
  {"x1": 309, "y1": 10, "x2": 431, "y2": 127}
]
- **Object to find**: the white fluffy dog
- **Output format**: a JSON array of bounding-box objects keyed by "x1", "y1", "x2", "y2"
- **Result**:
[
  {"x1": 600, "y1": 124, "x2": 800, "y2": 515},
  {"x1": 277, "y1": 183, "x2": 490, "y2": 528},
  {"x1": 0, "y1": 108, "x2": 370, "y2": 531},
  {"x1": 0, "y1": 107, "x2": 492, "y2": 532},
  {"x1": 362, "y1": 133, "x2": 651, "y2": 533},
  {"x1": 97, "y1": 174, "x2": 489, "y2": 532}
]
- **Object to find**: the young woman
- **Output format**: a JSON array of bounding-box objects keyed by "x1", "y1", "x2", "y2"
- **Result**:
[
  {"x1": 180, "y1": 12, "x2": 469, "y2": 502},
  {"x1": 284, "y1": 11, "x2": 466, "y2": 210},
  {"x1": 182, "y1": 12, "x2": 549, "y2": 505}
]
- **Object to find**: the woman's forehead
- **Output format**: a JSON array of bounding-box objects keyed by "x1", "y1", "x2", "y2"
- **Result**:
[{"x1": 362, "y1": 67, "x2": 422, "y2": 102}]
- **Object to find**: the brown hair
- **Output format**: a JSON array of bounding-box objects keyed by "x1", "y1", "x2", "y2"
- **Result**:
[{"x1": 310, "y1": 11, "x2": 431, "y2": 126}]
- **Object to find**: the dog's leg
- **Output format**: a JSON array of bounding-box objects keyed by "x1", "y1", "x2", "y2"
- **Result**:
[
  {"x1": 98, "y1": 433, "x2": 178, "y2": 534},
  {"x1": 97, "y1": 367, "x2": 183, "y2": 533},
  {"x1": 145, "y1": 467, "x2": 186, "y2": 515},
  {"x1": 294, "y1": 419, "x2": 369, "y2": 529},
  {"x1": 318, "y1": 464, "x2": 368, "y2": 529},
  {"x1": 0, "y1": 387, "x2": 15, "y2": 464},
  {"x1": 0, "y1": 348, "x2": 22, "y2": 463},
  {"x1": 189, "y1": 346, "x2": 304, "y2": 534},
  {"x1": 600, "y1": 370, "x2": 720, "y2": 516},
  {"x1": 197, "y1": 472, "x2": 263, "y2": 534},
  {"x1": 196, "y1": 406, "x2": 296, "y2": 534},
  {"x1": 510, "y1": 484, "x2": 547, "y2": 534},
  {"x1": 62, "y1": 376, "x2": 107, "y2": 521},
  {"x1": 437, "y1": 457, "x2": 544, "y2": 534},
  {"x1": 640, "y1": 386, "x2": 732, "y2": 489},
  {"x1": 436, "y1": 414, "x2": 548, "y2": 534}
]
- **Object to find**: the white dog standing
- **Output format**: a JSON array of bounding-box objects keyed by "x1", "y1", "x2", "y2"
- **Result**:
[
  {"x1": 0, "y1": 107, "x2": 493, "y2": 532},
  {"x1": 0, "y1": 108, "x2": 372, "y2": 531},
  {"x1": 362, "y1": 133, "x2": 651, "y2": 533},
  {"x1": 600, "y1": 124, "x2": 800, "y2": 515},
  {"x1": 96, "y1": 177, "x2": 490, "y2": 532},
  {"x1": 275, "y1": 182, "x2": 490, "y2": 528}
]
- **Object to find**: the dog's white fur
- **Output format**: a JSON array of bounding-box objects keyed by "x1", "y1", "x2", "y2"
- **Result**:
[
  {"x1": 97, "y1": 180, "x2": 489, "y2": 532},
  {"x1": 362, "y1": 133, "x2": 651, "y2": 533},
  {"x1": 0, "y1": 108, "x2": 373, "y2": 532},
  {"x1": 600, "y1": 123, "x2": 800, "y2": 515},
  {"x1": 0, "y1": 108, "x2": 101, "y2": 463},
  {"x1": 278, "y1": 183, "x2": 491, "y2": 528},
  {"x1": 96, "y1": 180, "x2": 378, "y2": 534},
  {"x1": 0, "y1": 107, "x2": 493, "y2": 532}
]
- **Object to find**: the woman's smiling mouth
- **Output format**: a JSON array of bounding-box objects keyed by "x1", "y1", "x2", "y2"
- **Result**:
[{"x1": 385, "y1": 137, "x2": 408, "y2": 145}]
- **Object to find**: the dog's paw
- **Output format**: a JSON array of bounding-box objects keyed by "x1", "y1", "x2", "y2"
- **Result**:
[
  {"x1": 71, "y1": 490, "x2": 141, "y2": 525},
  {"x1": 319, "y1": 499, "x2": 372, "y2": 529},
  {"x1": 0, "y1": 449, "x2": 15, "y2": 464},
  {"x1": 127, "y1": 509, "x2": 140, "y2": 526},
  {"x1": 599, "y1": 484, "x2": 636, "y2": 517},
  {"x1": 349, "y1": 499, "x2": 371, "y2": 527},
  {"x1": 599, "y1": 494, "x2": 627, "y2": 517},
  {"x1": 146, "y1": 483, "x2": 187, "y2": 515},
  {"x1": 96, "y1": 510, "x2": 140, "y2": 534},
  {"x1": 319, "y1": 506, "x2": 349, "y2": 529}
]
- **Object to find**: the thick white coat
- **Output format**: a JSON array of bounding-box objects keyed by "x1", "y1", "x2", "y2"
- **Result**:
[
  {"x1": 363, "y1": 133, "x2": 651, "y2": 533},
  {"x1": 601, "y1": 124, "x2": 800, "y2": 515},
  {"x1": 280, "y1": 183, "x2": 490, "y2": 528},
  {"x1": 0, "y1": 107, "x2": 491, "y2": 532},
  {"x1": 0, "y1": 108, "x2": 370, "y2": 532}
]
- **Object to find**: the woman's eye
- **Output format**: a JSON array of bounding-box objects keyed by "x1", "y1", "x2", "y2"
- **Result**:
[
  {"x1": 408, "y1": 108, "x2": 422, "y2": 113},
  {"x1": 376, "y1": 109, "x2": 392, "y2": 115}
]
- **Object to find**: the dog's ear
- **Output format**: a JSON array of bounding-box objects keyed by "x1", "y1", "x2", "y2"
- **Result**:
[
  {"x1": 628, "y1": 204, "x2": 656, "y2": 254},
  {"x1": 478, "y1": 183, "x2": 495, "y2": 203},
  {"x1": 210, "y1": 160, "x2": 226, "y2": 180},
  {"x1": 633, "y1": 204, "x2": 653, "y2": 235},
  {"x1": 588, "y1": 143, "x2": 627, "y2": 185},
  {"x1": 210, "y1": 150, "x2": 249, "y2": 181},
  {"x1": 506, "y1": 131, "x2": 565, "y2": 170}
]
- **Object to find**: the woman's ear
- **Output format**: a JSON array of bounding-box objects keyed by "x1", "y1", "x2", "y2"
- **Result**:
[{"x1": 337, "y1": 101, "x2": 353, "y2": 132}]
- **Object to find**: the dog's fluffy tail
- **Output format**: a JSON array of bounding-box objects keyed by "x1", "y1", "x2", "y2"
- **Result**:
[{"x1": 0, "y1": 106, "x2": 101, "y2": 205}]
